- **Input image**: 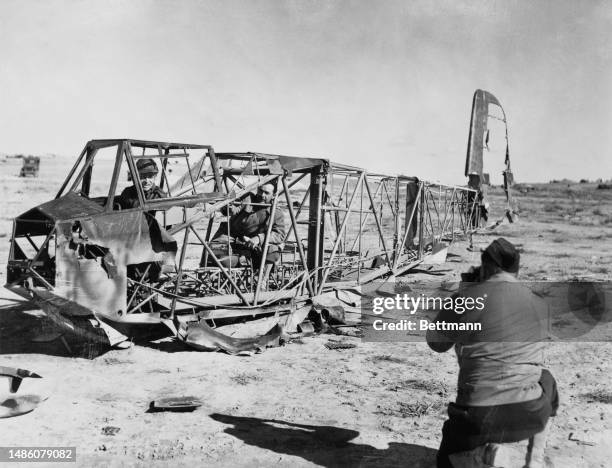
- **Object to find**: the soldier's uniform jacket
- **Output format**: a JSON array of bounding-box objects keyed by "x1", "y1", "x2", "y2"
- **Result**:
[
  {"x1": 215, "y1": 197, "x2": 286, "y2": 246},
  {"x1": 116, "y1": 185, "x2": 166, "y2": 210}
]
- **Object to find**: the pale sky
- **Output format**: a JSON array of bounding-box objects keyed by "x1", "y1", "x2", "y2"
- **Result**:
[{"x1": 1, "y1": 0, "x2": 610, "y2": 184}]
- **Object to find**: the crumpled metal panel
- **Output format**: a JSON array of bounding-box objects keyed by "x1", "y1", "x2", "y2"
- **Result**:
[
  {"x1": 178, "y1": 320, "x2": 283, "y2": 354},
  {"x1": 217, "y1": 152, "x2": 328, "y2": 175},
  {"x1": 54, "y1": 210, "x2": 176, "y2": 320},
  {"x1": 20, "y1": 192, "x2": 104, "y2": 222},
  {"x1": 14, "y1": 193, "x2": 104, "y2": 236},
  {"x1": 274, "y1": 155, "x2": 328, "y2": 175},
  {"x1": 28, "y1": 288, "x2": 112, "y2": 358}
]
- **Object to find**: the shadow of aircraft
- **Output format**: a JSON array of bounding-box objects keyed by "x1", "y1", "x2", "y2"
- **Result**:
[
  {"x1": 210, "y1": 413, "x2": 437, "y2": 467},
  {"x1": 0, "y1": 300, "x2": 109, "y2": 358}
]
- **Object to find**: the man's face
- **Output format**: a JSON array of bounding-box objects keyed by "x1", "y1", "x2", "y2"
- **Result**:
[
  {"x1": 257, "y1": 185, "x2": 274, "y2": 203},
  {"x1": 139, "y1": 172, "x2": 156, "y2": 192}
]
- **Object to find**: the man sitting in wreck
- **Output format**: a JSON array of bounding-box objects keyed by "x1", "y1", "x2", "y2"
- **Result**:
[
  {"x1": 115, "y1": 158, "x2": 166, "y2": 210},
  {"x1": 116, "y1": 158, "x2": 175, "y2": 284},
  {"x1": 202, "y1": 183, "x2": 287, "y2": 271}
]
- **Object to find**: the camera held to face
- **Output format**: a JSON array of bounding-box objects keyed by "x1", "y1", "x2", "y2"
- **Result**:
[{"x1": 461, "y1": 266, "x2": 481, "y2": 283}]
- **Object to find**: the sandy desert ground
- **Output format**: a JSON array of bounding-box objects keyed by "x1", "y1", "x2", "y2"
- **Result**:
[{"x1": 0, "y1": 154, "x2": 611, "y2": 467}]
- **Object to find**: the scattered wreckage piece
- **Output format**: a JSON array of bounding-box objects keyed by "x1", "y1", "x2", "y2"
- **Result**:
[
  {"x1": 178, "y1": 320, "x2": 284, "y2": 354},
  {"x1": 149, "y1": 396, "x2": 203, "y2": 413},
  {"x1": 324, "y1": 340, "x2": 357, "y2": 350},
  {"x1": 5, "y1": 92, "x2": 513, "y2": 355},
  {"x1": 0, "y1": 366, "x2": 47, "y2": 418}
]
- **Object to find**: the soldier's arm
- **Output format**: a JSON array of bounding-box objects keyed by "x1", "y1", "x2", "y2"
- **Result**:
[
  {"x1": 153, "y1": 186, "x2": 167, "y2": 199},
  {"x1": 426, "y1": 292, "x2": 473, "y2": 353},
  {"x1": 115, "y1": 186, "x2": 137, "y2": 210},
  {"x1": 256, "y1": 209, "x2": 287, "y2": 245}
]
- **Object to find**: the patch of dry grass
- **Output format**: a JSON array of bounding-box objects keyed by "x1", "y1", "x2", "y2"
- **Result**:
[
  {"x1": 386, "y1": 379, "x2": 449, "y2": 397},
  {"x1": 375, "y1": 400, "x2": 445, "y2": 418},
  {"x1": 102, "y1": 357, "x2": 135, "y2": 365},
  {"x1": 551, "y1": 252, "x2": 572, "y2": 258},
  {"x1": 543, "y1": 203, "x2": 565, "y2": 213},
  {"x1": 581, "y1": 390, "x2": 612, "y2": 404},
  {"x1": 230, "y1": 372, "x2": 263, "y2": 385},
  {"x1": 367, "y1": 354, "x2": 407, "y2": 364}
]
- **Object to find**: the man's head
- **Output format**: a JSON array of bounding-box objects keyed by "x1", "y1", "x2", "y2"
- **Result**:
[
  {"x1": 480, "y1": 237, "x2": 520, "y2": 280},
  {"x1": 255, "y1": 183, "x2": 274, "y2": 204},
  {"x1": 136, "y1": 159, "x2": 158, "y2": 192}
]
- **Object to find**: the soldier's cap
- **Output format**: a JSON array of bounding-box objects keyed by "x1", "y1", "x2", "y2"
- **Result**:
[
  {"x1": 481, "y1": 237, "x2": 520, "y2": 273},
  {"x1": 136, "y1": 158, "x2": 158, "y2": 175}
]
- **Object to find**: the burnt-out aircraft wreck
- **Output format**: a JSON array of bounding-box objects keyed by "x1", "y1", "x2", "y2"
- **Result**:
[{"x1": 5, "y1": 90, "x2": 514, "y2": 356}]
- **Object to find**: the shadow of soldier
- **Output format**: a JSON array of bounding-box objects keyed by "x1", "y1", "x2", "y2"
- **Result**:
[{"x1": 210, "y1": 413, "x2": 437, "y2": 468}]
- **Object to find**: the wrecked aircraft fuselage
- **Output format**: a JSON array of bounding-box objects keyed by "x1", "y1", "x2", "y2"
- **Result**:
[{"x1": 6, "y1": 92, "x2": 513, "y2": 355}]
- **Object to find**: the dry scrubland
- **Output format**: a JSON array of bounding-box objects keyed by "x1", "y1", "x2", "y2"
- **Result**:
[{"x1": 0, "y1": 156, "x2": 611, "y2": 467}]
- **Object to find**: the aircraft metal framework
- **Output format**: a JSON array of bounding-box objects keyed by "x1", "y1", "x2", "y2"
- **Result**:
[{"x1": 6, "y1": 140, "x2": 479, "y2": 331}]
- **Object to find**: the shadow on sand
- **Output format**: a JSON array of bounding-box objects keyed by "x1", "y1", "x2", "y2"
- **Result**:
[{"x1": 210, "y1": 413, "x2": 437, "y2": 467}]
